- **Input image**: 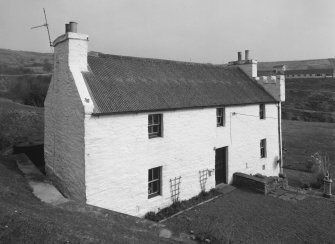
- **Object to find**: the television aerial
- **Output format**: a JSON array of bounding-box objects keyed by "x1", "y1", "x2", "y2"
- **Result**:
[{"x1": 31, "y1": 8, "x2": 53, "y2": 51}]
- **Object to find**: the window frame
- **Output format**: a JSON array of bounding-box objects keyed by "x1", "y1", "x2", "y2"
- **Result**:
[
  {"x1": 259, "y1": 104, "x2": 266, "y2": 120},
  {"x1": 216, "y1": 107, "x2": 225, "y2": 127},
  {"x1": 148, "y1": 114, "x2": 162, "y2": 139},
  {"x1": 148, "y1": 166, "x2": 162, "y2": 199},
  {"x1": 260, "y1": 139, "x2": 267, "y2": 158}
]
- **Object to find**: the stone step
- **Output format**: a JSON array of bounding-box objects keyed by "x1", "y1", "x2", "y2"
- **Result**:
[
  {"x1": 15, "y1": 153, "x2": 68, "y2": 205},
  {"x1": 215, "y1": 183, "x2": 236, "y2": 194}
]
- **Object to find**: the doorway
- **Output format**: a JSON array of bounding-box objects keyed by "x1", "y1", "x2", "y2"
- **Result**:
[{"x1": 215, "y1": 147, "x2": 228, "y2": 185}]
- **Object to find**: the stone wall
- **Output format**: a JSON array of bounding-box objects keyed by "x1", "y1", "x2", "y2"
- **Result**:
[
  {"x1": 233, "y1": 172, "x2": 288, "y2": 194},
  {"x1": 44, "y1": 34, "x2": 91, "y2": 201}
]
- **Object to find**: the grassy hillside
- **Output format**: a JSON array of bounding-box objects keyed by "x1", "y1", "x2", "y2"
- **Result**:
[
  {"x1": 258, "y1": 58, "x2": 334, "y2": 71},
  {"x1": 0, "y1": 156, "x2": 174, "y2": 243},
  {"x1": 282, "y1": 120, "x2": 335, "y2": 173},
  {"x1": 0, "y1": 48, "x2": 52, "y2": 75},
  {"x1": 0, "y1": 99, "x2": 43, "y2": 151},
  {"x1": 282, "y1": 78, "x2": 335, "y2": 123}
]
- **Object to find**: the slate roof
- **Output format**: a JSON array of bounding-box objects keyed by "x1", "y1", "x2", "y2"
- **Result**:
[{"x1": 82, "y1": 53, "x2": 276, "y2": 115}]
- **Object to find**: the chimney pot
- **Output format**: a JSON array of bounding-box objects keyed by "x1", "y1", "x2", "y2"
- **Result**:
[
  {"x1": 65, "y1": 24, "x2": 70, "y2": 33},
  {"x1": 245, "y1": 50, "x2": 250, "y2": 60},
  {"x1": 238, "y1": 52, "x2": 242, "y2": 62},
  {"x1": 68, "y1": 22, "x2": 78, "y2": 33}
]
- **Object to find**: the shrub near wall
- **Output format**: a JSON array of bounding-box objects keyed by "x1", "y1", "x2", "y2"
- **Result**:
[{"x1": 144, "y1": 189, "x2": 221, "y2": 222}]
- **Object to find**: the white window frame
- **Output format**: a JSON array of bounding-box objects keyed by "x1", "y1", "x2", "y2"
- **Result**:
[
  {"x1": 148, "y1": 166, "x2": 162, "y2": 198},
  {"x1": 148, "y1": 114, "x2": 162, "y2": 138},
  {"x1": 216, "y1": 107, "x2": 225, "y2": 127}
]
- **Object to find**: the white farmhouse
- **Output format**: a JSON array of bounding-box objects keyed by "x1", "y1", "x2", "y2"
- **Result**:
[{"x1": 45, "y1": 22, "x2": 285, "y2": 217}]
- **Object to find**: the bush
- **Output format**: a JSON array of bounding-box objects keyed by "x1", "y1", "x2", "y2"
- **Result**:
[{"x1": 144, "y1": 189, "x2": 221, "y2": 222}]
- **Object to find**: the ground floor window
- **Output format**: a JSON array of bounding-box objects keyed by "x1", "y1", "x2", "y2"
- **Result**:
[{"x1": 148, "y1": 166, "x2": 162, "y2": 198}]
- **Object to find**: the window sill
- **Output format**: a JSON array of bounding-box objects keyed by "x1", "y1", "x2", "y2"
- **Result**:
[{"x1": 148, "y1": 194, "x2": 163, "y2": 200}]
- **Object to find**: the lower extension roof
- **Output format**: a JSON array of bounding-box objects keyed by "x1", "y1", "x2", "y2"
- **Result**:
[{"x1": 82, "y1": 53, "x2": 276, "y2": 115}]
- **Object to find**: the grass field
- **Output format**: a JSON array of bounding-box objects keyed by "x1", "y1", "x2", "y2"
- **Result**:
[
  {"x1": 165, "y1": 188, "x2": 335, "y2": 243},
  {"x1": 0, "y1": 98, "x2": 43, "y2": 151},
  {"x1": 282, "y1": 120, "x2": 335, "y2": 172},
  {"x1": 0, "y1": 155, "x2": 175, "y2": 243},
  {"x1": 282, "y1": 120, "x2": 335, "y2": 189},
  {"x1": 282, "y1": 78, "x2": 335, "y2": 123}
]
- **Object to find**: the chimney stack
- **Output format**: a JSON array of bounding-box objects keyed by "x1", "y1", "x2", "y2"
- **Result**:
[
  {"x1": 53, "y1": 22, "x2": 88, "y2": 70},
  {"x1": 228, "y1": 49, "x2": 257, "y2": 78},
  {"x1": 245, "y1": 50, "x2": 250, "y2": 61},
  {"x1": 65, "y1": 22, "x2": 78, "y2": 33},
  {"x1": 238, "y1": 52, "x2": 242, "y2": 62}
]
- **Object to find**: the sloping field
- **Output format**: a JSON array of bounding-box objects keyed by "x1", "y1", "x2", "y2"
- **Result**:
[
  {"x1": 258, "y1": 58, "x2": 334, "y2": 71},
  {"x1": 0, "y1": 99, "x2": 44, "y2": 150},
  {"x1": 282, "y1": 78, "x2": 335, "y2": 123},
  {"x1": 0, "y1": 48, "x2": 52, "y2": 67},
  {"x1": 0, "y1": 156, "x2": 175, "y2": 243},
  {"x1": 282, "y1": 120, "x2": 335, "y2": 174}
]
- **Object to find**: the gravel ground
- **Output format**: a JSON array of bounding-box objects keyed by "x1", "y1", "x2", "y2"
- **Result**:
[{"x1": 165, "y1": 188, "x2": 335, "y2": 243}]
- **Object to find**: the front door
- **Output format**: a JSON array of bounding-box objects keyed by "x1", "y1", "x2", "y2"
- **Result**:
[{"x1": 215, "y1": 147, "x2": 228, "y2": 185}]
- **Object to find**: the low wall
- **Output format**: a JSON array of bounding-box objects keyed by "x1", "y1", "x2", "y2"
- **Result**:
[{"x1": 233, "y1": 172, "x2": 288, "y2": 194}]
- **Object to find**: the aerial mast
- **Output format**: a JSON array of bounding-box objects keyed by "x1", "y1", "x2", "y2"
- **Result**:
[{"x1": 31, "y1": 8, "x2": 53, "y2": 51}]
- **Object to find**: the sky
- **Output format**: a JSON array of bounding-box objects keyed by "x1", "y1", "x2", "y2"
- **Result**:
[{"x1": 0, "y1": 0, "x2": 334, "y2": 64}]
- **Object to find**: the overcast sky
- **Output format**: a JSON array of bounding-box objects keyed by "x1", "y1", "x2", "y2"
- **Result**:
[{"x1": 0, "y1": 0, "x2": 334, "y2": 63}]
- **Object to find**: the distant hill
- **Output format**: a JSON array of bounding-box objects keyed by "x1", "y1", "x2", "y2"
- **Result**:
[
  {"x1": 282, "y1": 78, "x2": 335, "y2": 123},
  {"x1": 258, "y1": 58, "x2": 335, "y2": 71},
  {"x1": 0, "y1": 48, "x2": 53, "y2": 75},
  {"x1": 1, "y1": 48, "x2": 334, "y2": 124}
]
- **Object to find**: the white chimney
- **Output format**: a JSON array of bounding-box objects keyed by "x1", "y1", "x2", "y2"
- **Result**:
[
  {"x1": 228, "y1": 50, "x2": 257, "y2": 78},
  {"x1": 51, "y1": 22, "x2": 94, "y2": 114},
  {"x1": 53, "y1": 22, "x2": 89, "y2": 71}
]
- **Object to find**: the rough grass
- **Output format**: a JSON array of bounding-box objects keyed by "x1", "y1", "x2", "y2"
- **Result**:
[
  {"x1": 282, "y1": 120, "x2": 335, "y2": 188},
  {"x1": 282, "y1": 120, "x2": 335, "y2": 172},
  {"x1": 282, "y1": 78, "x2": 335, "y2": 123},
  {"x1": 0, "y1": 156, "x2": 174, "y2": 243},
  {"x1": 164, "y1": 188, "x2": 335, "y2": 243},
  {"x1": 0, "y1": 99, "x2": 43, "y2": 151}
]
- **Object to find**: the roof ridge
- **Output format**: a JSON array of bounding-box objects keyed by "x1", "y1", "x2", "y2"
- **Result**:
[{"x1": 88, "y1": 51, "x2": 230, "y2": 67}]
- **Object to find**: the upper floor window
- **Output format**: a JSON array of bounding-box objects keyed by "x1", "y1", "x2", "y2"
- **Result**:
[
  {"x1": 216, "y1": 108, "x2": 225, "y2": 127},
  {"x1": 148, "y1": 166, "x2": 162, "y2": 198},
  {"x1": 148, "y1": 114, "x2": 162, "y2": 138},
  {"x1": 260, "y1": 139, "x2": 267, "y2": 158},
  {"x1": 259, "y1": 104, "x2": 265, "y2": 120}
]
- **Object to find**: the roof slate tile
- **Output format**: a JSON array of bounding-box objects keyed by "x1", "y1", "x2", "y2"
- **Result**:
[{"x1": 82, "y1": 53, "x2": 276, "y2": 114}]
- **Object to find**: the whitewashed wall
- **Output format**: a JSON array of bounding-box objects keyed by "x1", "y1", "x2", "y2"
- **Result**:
[
  {"x1": 44, "y1": 33, "x2": 91, "y2": 201},
  {"x1": 85, "y1": 104, "x2": 280, "y2": 216}
]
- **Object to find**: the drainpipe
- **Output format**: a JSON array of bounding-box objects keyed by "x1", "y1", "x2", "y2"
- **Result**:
[{"x1": 278, "y1": 102, "x2": 283, "y2": 174}]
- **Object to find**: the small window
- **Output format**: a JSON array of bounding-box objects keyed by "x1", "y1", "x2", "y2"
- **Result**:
[
  {"x1": 216, "y1": 108, "x2": 225, "y2": 127},
  {"x1": 259, "y1": 104, "x2": 265, "y2": 119},
  {"x1": 260, "y1": 139, "x2": 267, "y2": 158},
  {"x1": 148, "y1": 166, "x2": 162, "y2": 198},
  {"x1": 148, "y1": 114, "x2": 162, "y2": 138}
]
